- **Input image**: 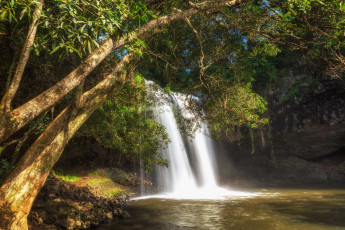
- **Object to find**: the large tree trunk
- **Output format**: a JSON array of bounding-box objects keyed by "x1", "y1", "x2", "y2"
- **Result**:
[
  {"x1": 0, "y1": 107, "x2": 93, "y2": 229},
  {"x1": 0, "y1": 0, "x2": 244, "y2": 144},
  {"x1": 0, "y1": 53, "x2": 132, "y2": 229}
]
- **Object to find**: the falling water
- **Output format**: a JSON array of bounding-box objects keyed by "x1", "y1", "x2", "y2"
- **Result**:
[
  {"x1": 141, "y1": 81, "x2": 256, "y2": 200},
  {"x1": 154, "y1": 96, "x2": 198, "y2": 195},
  {"x1": 139, "y1": 159, "x2": 145, "y2": 195},
  {"x1": 174, "y1": 94, "x2": 219, "y2": 189}
]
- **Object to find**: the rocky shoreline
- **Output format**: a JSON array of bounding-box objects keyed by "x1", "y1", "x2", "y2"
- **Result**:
[{"x1": 29, "y1": 175, "x2": 131, "y2": 229}]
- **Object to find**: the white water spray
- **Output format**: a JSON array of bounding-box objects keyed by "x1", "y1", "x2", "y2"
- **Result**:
[
  {"x1": 154, "y1": 100, "x2": 198, "y2": 195},
  {"x1": 140, "y1": 81, "x2": 258, "y2": 200},
  {"x1": 174, "y1": 94, "x2": 219, "y2": 189}
]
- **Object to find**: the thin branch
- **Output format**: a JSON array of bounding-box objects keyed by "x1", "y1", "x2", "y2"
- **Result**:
[
  {"x1": 185, "y1": 17, "x2": 206, "y2": 89},
  {"x1": 1, "y1": 0, "x2": 44, "y2": 114},
  {"x1": 146, "y1": 49, "x2": 179, "y2": 70},
  {"x1": 0, "y1": 140, "x2": 19, "y2": 157},
  {"x1": 6, "y1": 50, "x2": 19, "y2": 92}
]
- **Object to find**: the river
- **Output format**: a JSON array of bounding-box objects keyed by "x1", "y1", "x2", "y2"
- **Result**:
[{"x1": 99, "y1": 187, "x2": 345, "y2": 230}]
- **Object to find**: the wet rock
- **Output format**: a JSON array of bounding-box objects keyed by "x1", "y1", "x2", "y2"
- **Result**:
[
  {"x1": 75, "y1": 220, "x2": 82, "y2": 228},
  {"x1": 47, "y1": 183, "x2": 59, "y2": 192},
  {"x1": 58, "y1": 216, "x2": 75, "y2": 230},
  {"x1": 106, "y1": 212, "x2": 113, "y2": 219},
  {"x1": 106, "y1": 168, "x2": 130, "y2": 185}
]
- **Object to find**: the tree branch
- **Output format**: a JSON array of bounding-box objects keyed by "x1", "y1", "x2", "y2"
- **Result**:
[
  {"x1": 0, "y1": 0, "x2": 44, "y2": 114},
  {"x1": 0, "y1": 0, "x2": 247, "y2": 144},
  {"x1": 185, "y1": 17, "x2": 206, "y2": 89}
]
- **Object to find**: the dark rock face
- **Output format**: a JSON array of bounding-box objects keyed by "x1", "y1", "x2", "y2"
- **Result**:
[
  {"x1": 272, "y1": 79, "x2": 345, "y2": 160},
  {"x1": 215, "y1": 79, "x2": 345, "y2": 187}
]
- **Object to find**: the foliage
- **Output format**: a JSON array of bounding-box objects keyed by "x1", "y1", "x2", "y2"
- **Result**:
[
  {"x1": 79, "y1": 75, "x2": 169, "y2": 172},
  {"x1": 206, "y1": 84, "x2": 268, "y2": 140},
  {"x1": 282, "y1": 76, "x2": 320, "y2": 102},
  {"x1": 30, "y1": 114, "x2": 51, "y2": 135},
  {"x1": 0, "y1": 0, "x2": 157, "y2": 60},
  {"x1": 264, "y1": 0, "x2": 345, "y2": 76},
  {"x1": 164, "y1": 85, "x2": 172, "y2": 96},
  {"x1": 137, "y1": 9, "x2": 274, "y2": 140}
]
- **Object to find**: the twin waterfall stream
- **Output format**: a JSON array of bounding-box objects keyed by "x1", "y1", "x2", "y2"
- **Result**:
[{"x1": 139, "y1": 81, "x2": 251, "y2": 200}]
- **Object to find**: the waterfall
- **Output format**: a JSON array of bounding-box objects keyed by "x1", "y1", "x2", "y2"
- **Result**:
[
  {"x1": 174, "y1": 93, "x2": 219, "y2": 188},
  {"x1": 154, "y1": 101, "x2": 198, "y2": 195},
  {"x1": 141, "y1": 80, "x2": 253, "y2": 200},
  {"x1": 190, "y1": 123, "x2": 218, "y2": 188}
]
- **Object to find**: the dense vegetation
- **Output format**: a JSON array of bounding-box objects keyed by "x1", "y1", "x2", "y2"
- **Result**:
[{"x1": 0, "y1": 0, "x2": 344, "y2": 229}]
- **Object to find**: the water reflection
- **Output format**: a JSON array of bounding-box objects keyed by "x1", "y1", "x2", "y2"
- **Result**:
[{"x1": 98, "y1": 188, "x2": 345, "y2": 230}]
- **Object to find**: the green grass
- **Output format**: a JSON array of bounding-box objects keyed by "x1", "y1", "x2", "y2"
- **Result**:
[
  {"x1": 87, "y1": 178, "x2": 104, "y2": 184},
  {"x1": 87, "y1": 178, "x2": 113, "y2": 185},
  {"x1": 86, "y1": 169, "x2": 127, "y2": 197},
  {"x1": 52, "y1": 169, "x2": 81, "y2": 182},
  {"x1": 104, "y1": 188, "x2": 123, "y2": 196},
  {"x1": 60, "y1": 174, "x2": 80, "y2": 182}
]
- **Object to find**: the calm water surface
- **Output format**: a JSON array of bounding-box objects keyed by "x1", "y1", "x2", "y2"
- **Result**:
[{"x1": 98, "y1": 188, "x2": 345, "y2": 230}]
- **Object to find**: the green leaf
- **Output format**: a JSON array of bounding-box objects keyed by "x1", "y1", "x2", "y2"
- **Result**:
[
  {"x1": 0, "y1": 10, "x2": 7, "y2": 20},
  {"x1": 107, "y1": 23, "x2": 113, "y2": 34},
  {"x1": 20, "y1": 8, "x2": 27, "y2": 20},
  {"x1": 80, "y1": 23, "x2": 87, "y2": 32},
  {"x1": 92, "y1": 39, "x2": 99, "y2": 48},
  {"x1": 50, "y1": 46, "x2": 60, "y2": 54},
  {"x1": 8, "y1": 12, "x2": 13, "y2": 23},
  {"x1": 87, "y1": 40, "x2": 91, "y2": 53}
]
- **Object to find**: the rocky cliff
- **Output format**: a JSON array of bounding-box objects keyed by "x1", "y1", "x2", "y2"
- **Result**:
[{"x1": 216, "y1": 60, "x2": 345, "y2": 186}]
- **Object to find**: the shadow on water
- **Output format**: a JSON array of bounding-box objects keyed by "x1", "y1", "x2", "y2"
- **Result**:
[{"x1": 266, "y1": 193, "x2": 345, "y2": 228}]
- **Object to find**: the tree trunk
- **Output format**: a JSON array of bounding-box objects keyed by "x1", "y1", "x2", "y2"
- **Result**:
[
  {"x1": 0, "y1": 106, "x2": 90, "y2": 229},
  {"x1": 0, "y1": 0, "x2": 44, "y2": 114},
  {"x1": 0, "y1": 53, "x2": 131, "y2": 229}
]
